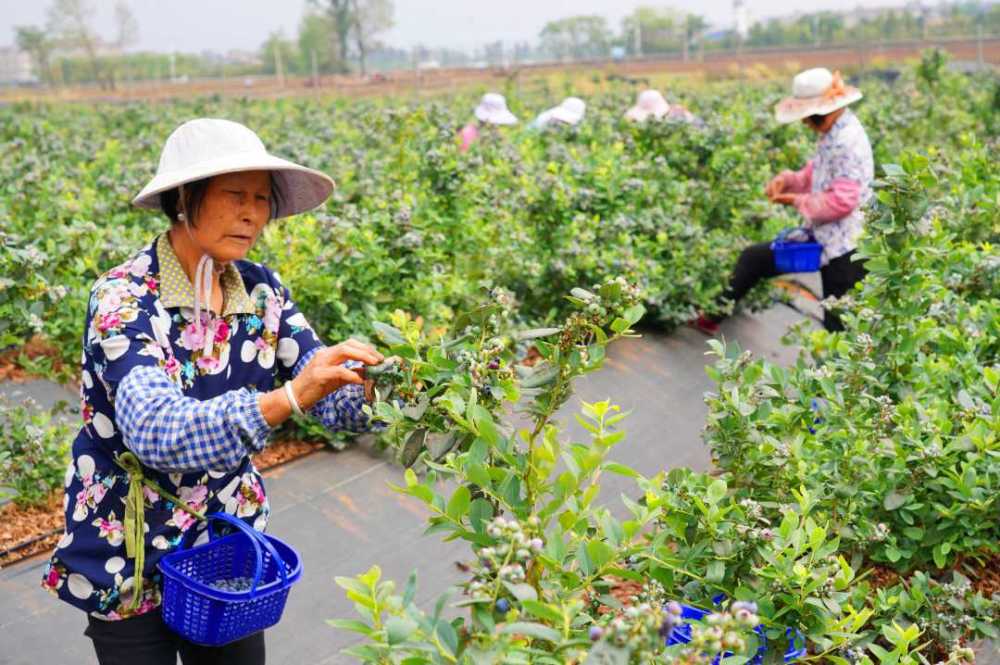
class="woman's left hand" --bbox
[771,193,797,206]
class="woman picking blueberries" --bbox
[42,118,384,664]
[695,68,875,334]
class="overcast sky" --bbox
[2,0,914,53]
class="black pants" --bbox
[716,242,866,332]
[85,611,265,665]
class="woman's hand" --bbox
[771,193,797,206]
[765,174,786,201]
[291,340,384,411]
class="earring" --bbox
[177,212,187,222]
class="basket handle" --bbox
[773,227,816,244]
[203,512,290,593]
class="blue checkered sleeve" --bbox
[293,346,373,433]
[116,365,272,473]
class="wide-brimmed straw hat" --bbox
[625,89,671,122]
[774,68,862,124]
[474,93,518,125]
[132,118,335,218]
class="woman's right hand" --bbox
[765,174,786,200]
[291,340,384,411]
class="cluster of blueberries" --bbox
[209,576,255,593]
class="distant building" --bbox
[0,47,37,86]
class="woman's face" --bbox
[190,170,272,263]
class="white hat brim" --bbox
[774,88,863,124]
[549,107,583,125]
[625,106,668,122]
[132,152,335,219]
[474,106,518,125]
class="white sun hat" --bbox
[474,92,518,125]
[774,68,863,124]
[132,118,335,218]
[540,97,586,126]
[625,89,671,122]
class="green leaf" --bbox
[436,620,459,655]
[974,619,999,638]
[521,599,563,623]
[707,479,727,504]
[386,616,418,644]
[586,540,615,572]
[932,543,948,568]
[446,485,471,521]
[706,559,726,583]
[326,618,372,635]
[503,582,538,602]
[402,571,417,607]
[469,498,493,533]
[372,321,406,345]
[602,462,638,478]
[883,491,908,510]
[499,622,561,643]
[515,327,562,341]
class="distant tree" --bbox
[350,0,394,75]
[298,11,338,73]
[539,15,612,60]
[46,0,104,86]
[683,14,709,60]
[310,0,353,73]
[113,1,138,50]
[621,6,686,55]
[260,30,296,76]
[14,26,55,84]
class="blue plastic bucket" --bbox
[666,601,807,664]
[772,228,822,273]
[159,512,302,646]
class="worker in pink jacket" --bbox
[695,68,873,334]
[459,92,518,152]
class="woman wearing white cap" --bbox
[459,92,518,152]
[42,118,384,663]
[694,68,873,334]
[531,96,586,129]
[625,89,702,126]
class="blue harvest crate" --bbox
[666,601,806,664]
[772,228,822,274]
[159,512,302,646]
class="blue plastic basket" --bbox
[158,512,302,646]
[772,228,822,274]
[666,601,807,664]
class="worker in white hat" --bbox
[531,96,587,129]
[45,118,384,663]
[459,92,518,152]
[693,68,873,334]
[625,89,702,126]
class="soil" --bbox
[0,438,323,569]
[0,335,67,382]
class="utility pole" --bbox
[275,42,285,88]
[977,23,984,67]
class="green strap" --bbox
[114,452,207,610]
